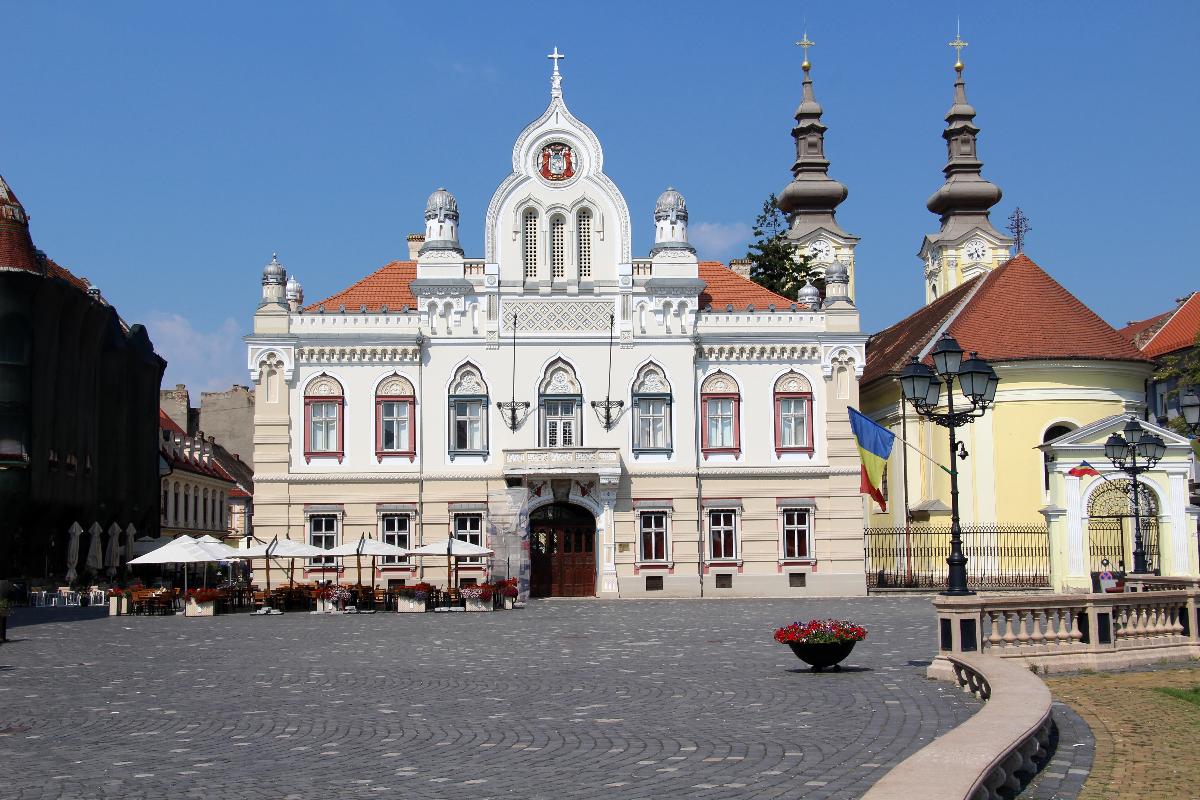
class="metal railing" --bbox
[865,525,1051,590]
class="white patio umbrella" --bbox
[410,538,493,589]
[193,535,239,587]
[233,538,326,591]
[325,535,410,588]
[65,522,83,583]
[104,524,121,579]
[128,536,227,593]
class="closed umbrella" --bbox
[65,522,83,583]
[123,524,137,567]
[410,538,493,589]
[104,525,121,578]
[326,535,410,588]
[85,525,104,573]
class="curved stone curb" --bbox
[861,653,1054,800]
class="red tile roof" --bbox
[1133,292,1200,358]
[158,409,237,484]
[305,260,805,314]
[158,408,185,435]
[0,172,42,275]
[864,254,1151,388]
[307,260,417,312]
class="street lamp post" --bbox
[898,334,999,596]
[1103,417,1167,575]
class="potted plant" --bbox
[0,598,11,643]
[774,618,867,672]
[497,578,518,610]
[396,583,431,613]
[183,588,221,617]
[107,588,125,616]
[460,582,493,612]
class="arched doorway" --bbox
[529,502,596,597]
[1087,479,1160,573]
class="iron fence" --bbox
[864,525,1051,589]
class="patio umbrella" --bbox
[194,534,240,587]
[65,522,83,583]
[129,536,227,593]
[410,538,493,589]
[325,535,410,588]
[234,538,326,591]
[104,524,121,578]
[123,524,137,565]
[85,525,104,573]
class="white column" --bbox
[1168,471,1190,575]
[1065,475,1085,577]
[598,478,619,594]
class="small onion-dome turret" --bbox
[285,273,303,303]
[420,187,464,256]
[651,187,695,256]
[824,259,849,284]
[262,253,286,286]
[654,187,688,223]
[424,187,459,223]
[797,280,822,308]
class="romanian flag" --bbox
[848,408,895,511]
[1068,460,1101,478]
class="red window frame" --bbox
[375,395,416,462]
[304,395,345,464]
[700,393,741,458]
[774,392,814,456]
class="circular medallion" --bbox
[536,140,580,185]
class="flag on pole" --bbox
[848,408,895,511]
[1067,460,1101,478]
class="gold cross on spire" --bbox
[795,31,814,72]
[949,19,967,73]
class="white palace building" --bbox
[246,52,869,597]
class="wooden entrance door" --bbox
[529,503,596,597]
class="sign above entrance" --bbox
[503,447,621,479]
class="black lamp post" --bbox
[898,334,998,596]
[1179,385,1200,436]
[1103,417,1166,574]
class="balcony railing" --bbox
[502,447,621,476]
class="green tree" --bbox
[745,194,820,301]
[1154,329,1200,444]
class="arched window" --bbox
[448,364,489,457]
[376,374,417,462]
[577,209,593,278]
[700,372,741,458]
[522,209,539,280]
[219,492,226,530]
[774,372,814,455]
[632,363,672,455]
[539,359,582,448]
[192,486,199,527]
[173,482,180,526]
[161,480,168,522]
[304,374,345,463]
[1042,423,1074,491]
[550,215,566,279]
[202,488,209,528]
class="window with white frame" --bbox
[544,399,577,447]
[577,209,592,278]
[550,215,565,278]
[452,399,484,451]
[309,402,338,450]
[454,513,484,564]
[706,398,735,447]
[376,374,417,461]
[632,363,672,454]
[539,360,582,448]
[304,375,345,463]
[448,364,488,456]
[522,209,538,279]
[639,511,669,561]
[781,507,812,559]
[380,402,410,449]
[700,372,740,456]
[381,514,410,565]
[309,514,338,566]
[774,372,814,455]
[708,509,737,560]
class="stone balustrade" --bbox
[863,653,1052,800]
[502,447,622,478]
[930,587,1200,676]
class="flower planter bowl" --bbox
[108,596,124,616]
[464,597,492,612]
[786,640,856,671]
[184,600,215,618]
[396,597,426,613]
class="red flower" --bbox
[773,618,867,644]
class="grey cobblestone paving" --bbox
[1017,701,1093,800]
[0,598,979,800]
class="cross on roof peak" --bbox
[547,46,565,97]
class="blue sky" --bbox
[4,1,1198,392]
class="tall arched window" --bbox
[632,363,672,455]
[376,373,417,462]
[448,363,489,458]
[700,372,741,458]
[539,359,582,448]
[173,482,180,526]
[304,374,345,463]
[202,488,209,528]
[1042,424,1073,491]
[577,209,593,278]
[774,372,815,455]
[522,209,539,280]
[550,215,566,279]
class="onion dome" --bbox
[262,253,286,286]
[285,273,303,303]
[424,187,459,223]
[798,280,822,307]
[0,172,43,275]
[776,60,849,220]
[825,259,849,284]
[654,187,688,223]
[925,63,1003,225]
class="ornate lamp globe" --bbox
[1181,387,1200,429]
[899,357,933,404]
[1123,418,1144,448]
[983,364,1000,404]
[925,374,943,409]
[957,352,991,402]
[1138,431,1167,463]
[1104,432,1127,462]
[930,333,964,376]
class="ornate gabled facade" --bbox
[246,51,869,598]
[918,49,1013,304]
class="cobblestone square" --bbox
[1,598,979,800]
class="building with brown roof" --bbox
[244,53,869,598]
[1120,291,1200,428]
[0,172,166,587]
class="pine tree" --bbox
[745,194,819,301]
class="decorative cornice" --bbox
[256,465,860,483]
[697,344,821,362]
[297,345,421,364]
